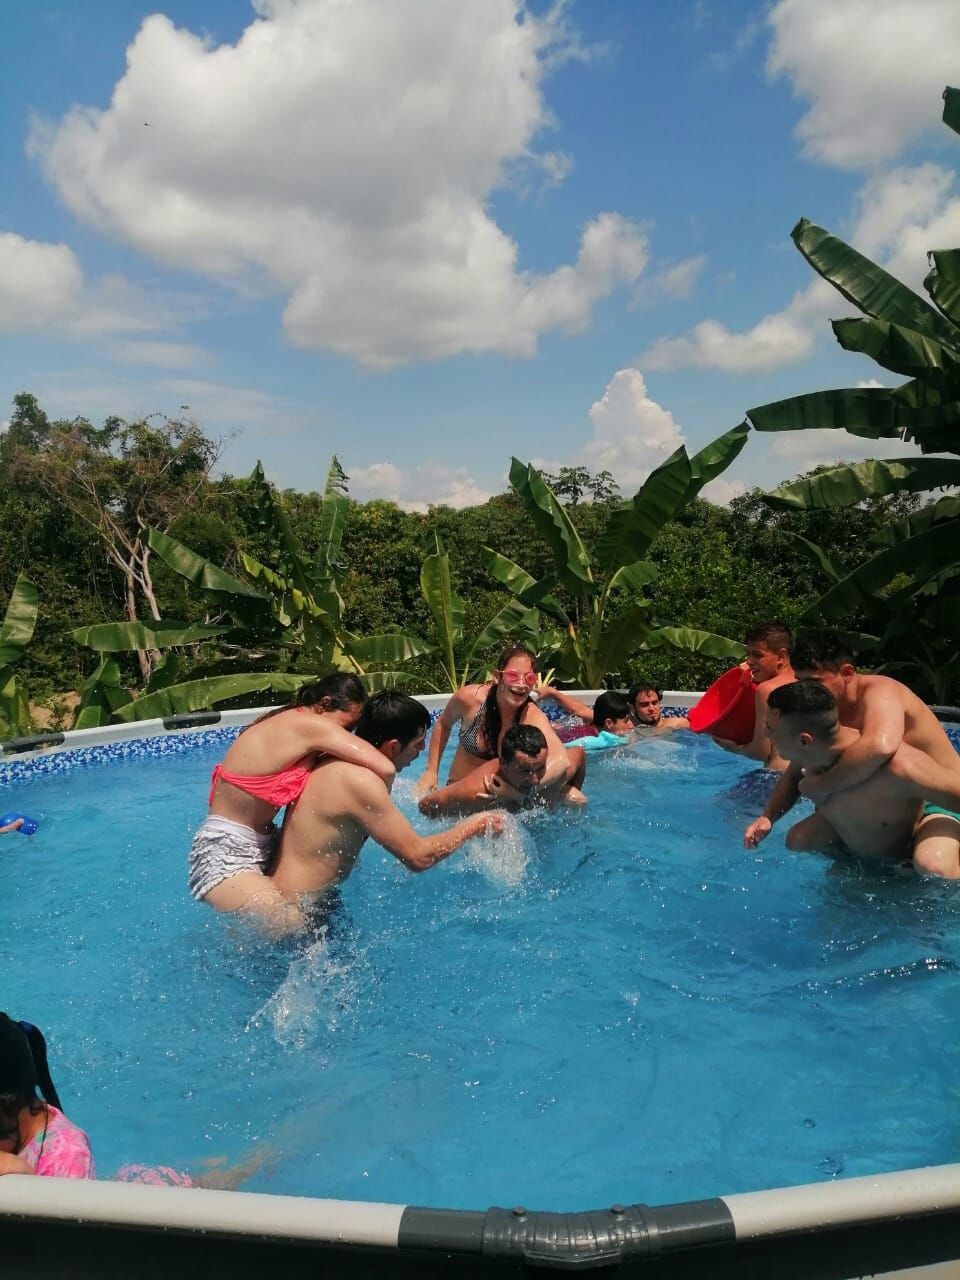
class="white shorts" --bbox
[188,816,277,902]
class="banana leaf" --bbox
[868,495,960,547]
[348,633,435,664]
[0,666,32,739]
[607,560,658,594]
[591,605,653,680]
[780,532,843,583]
[465,600,541,660]
[318,455,350,574]
[0,574,38,656]
[480,548,568,620]
[73,657,132,730]
[683,422,750,504]
[112,672,308,722]
[249,461,313,596]
[509,459,594,592]
[421,537,464,681]
[145,527,266,601]
[70,621,230,652]
[792,219,958,347]
[924,248,960,327]
[595,446,693,572]
[832,317,960,386]
[944,86,960,135]
[814,519,960,619]
[765,458,960,510]
[641,626,745,660]
[747,387,908,438]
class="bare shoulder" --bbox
[304,759,384,806]
[446,684,484,718]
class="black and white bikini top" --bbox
[458,702,496,760]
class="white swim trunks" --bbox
[188,815,277,902]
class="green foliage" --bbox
[0,574,38,738]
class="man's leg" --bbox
[785,811,842,853]
[913,814,960,879]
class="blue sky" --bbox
[2,0,959,509]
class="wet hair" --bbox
[790,629,856,674]
[627,683,662,704]
[0,1014,62,1141]
[500,724,547,764]
[356,690,430,748]
[482,643,537,757]
[767,679,840,737]
[745,620,793,654]
[593,690,631,729]
[244,672,367,731]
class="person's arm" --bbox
[536,687,595,723]
[800,693,904,801]
[657,716,689,732]
[890,742,960,810]
[357,776,504,870]
[0,818,23,834]
[419,761,499,816]
[0,1152,35,1175]
[523,703,574,786]
[744,764,803,848]
[415,690,471,796]
[299,716,395,784]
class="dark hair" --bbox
[790,629,856,674]
[245,672,367,731]
[593,690,631,728]
[627,683,662,704]
[482,643,537,758]
[500,724,547,764]
[0,1014,62,1140]
[745,620,793,654]
[767,679,840,735]
[356,690,430,748]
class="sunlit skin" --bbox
[709,641,794,768]
[631,691,662,725]
[501,748,548,792]
[744,642,786,686]
[603,713,636,736]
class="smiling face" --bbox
[745,642,786,685]
[495,653,536,707]
[631,689,661,725]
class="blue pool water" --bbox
[3,724,960,1211]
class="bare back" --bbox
[818,760,922,858]
[210,708,315,829]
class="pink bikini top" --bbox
[208,761,313,808]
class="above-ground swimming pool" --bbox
[3,716,960,1215]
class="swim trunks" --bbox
[188,815,277,902]
[921,802,960,824]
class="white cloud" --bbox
[700,476,746,505]
[764,429,937,473]
[110,340,211,369]
[30,1,647,369]
[632,254,706,308]
[581,369,685,489]
[767,0,960,169]
[349,460,493,512]
[0,232,83,331]
[638,162,960,376]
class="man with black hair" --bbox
[419,722,587,816]
[272,692,503,915]
[743,680,960,876]
[789,628,960,803]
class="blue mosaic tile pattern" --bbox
[2,711,956,788]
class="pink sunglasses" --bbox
[500,668,538,687]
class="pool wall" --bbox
[3,693,959,1278]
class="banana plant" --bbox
[0,574,38,739]
[747,88,960,698]
[350,532,540,691]
[70,458,366,723]
[481,427,749,687]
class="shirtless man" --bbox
[418,724,586,817]
[789,629,960,800]
[271,692,503,924]
[709,621,795,771]
[743,681,960,876]
[537,682,686,733]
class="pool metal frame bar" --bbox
[4,697,960,1277]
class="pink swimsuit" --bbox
[208,761,312,808]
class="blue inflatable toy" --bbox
[0,813,38,835]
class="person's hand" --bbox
[0,1151,34,1176]
[414,770,437,798]
[0,818,23,835]
[536,685,557,701]
[485,774,522,803]
[480,812,505,838]
[744,816,772,849]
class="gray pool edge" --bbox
[3,692,959,1276]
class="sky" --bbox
[2,0,960,511]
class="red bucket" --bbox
[687,666,756,743]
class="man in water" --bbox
[743,680,960,876]
[271,692,504,920]
[418,724,586,816]
[708,620,795,770]
[536,682,686,734]
[789,629,960,800]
